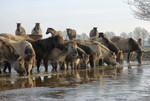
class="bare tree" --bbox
[120,32,128,38]
[105,31,116,39]
[140,28,149,41]
[127,0,150,21]
[81,33,89,39]
[133,27,142,39]
[133,27,149,42]
[128,32,133,38]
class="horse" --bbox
[27,35,66,72]
[0,33,43,41]
[0,38,27,75]
[15,23,26,36]
[49,41,78,70]
[46,27,62,37]
[91,32,124,64]
[111,36,143,64]
[0,33,33,41]
[0,37,36,75]
[49,40,89,70]
[76,43,97,68]
[66,28,76,40]
[64,41,89,69]
[89,27,99,38]
[31,23,42,35]
[74,39,117,67]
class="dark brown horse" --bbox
[111,36,143,64]
[28,35,66,72]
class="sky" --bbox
[0,0,150,38]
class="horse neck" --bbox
[102,37,119,54]
[17,26,22,31]
[52,30,57,35]
[100,44,111,57]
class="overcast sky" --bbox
[0,0,150,38]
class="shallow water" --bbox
[0,62,150,101]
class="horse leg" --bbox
[90,60,95,68]
[51,62,57,71]
[43,58,49,72]
[60,62,66,70]
[37,58,42,72]
[127,52,133,63]
[3,61,11,73]
[99,59,104,66]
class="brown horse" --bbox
[111,36,143,64]
[91,32,124,64]
[89,27,99,38]
[15,23,26,36]
[66,28,76,40]
[28,35,66,72]
[0,38,20,64]
[0,33,42,41]
[46,27,62,37]
[74,39,117,67]
[0,38,27,75]
[64,41,89,69]
[1,37,36,75]
[31,23,42,35]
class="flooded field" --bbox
[0,61,150,101]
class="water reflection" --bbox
[0,66,124,91]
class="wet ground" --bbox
[0,61,150,101]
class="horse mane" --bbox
[101,36,120,54]
[93,41,111,52]
[77,43,95,55]
[129,38,142,51]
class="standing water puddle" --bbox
[0,62,150,101]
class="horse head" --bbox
[24,45,35,61]
[99,32,106,38]
[35,23,40,29]
[13,56,27,76]
[66,28,76,40]
[116,50,124,64]
[66,41,78,57]
[105,52,117,66]
[46,28,56,36]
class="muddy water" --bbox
[0,62,150,101]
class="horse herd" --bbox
[0,24,144,76]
